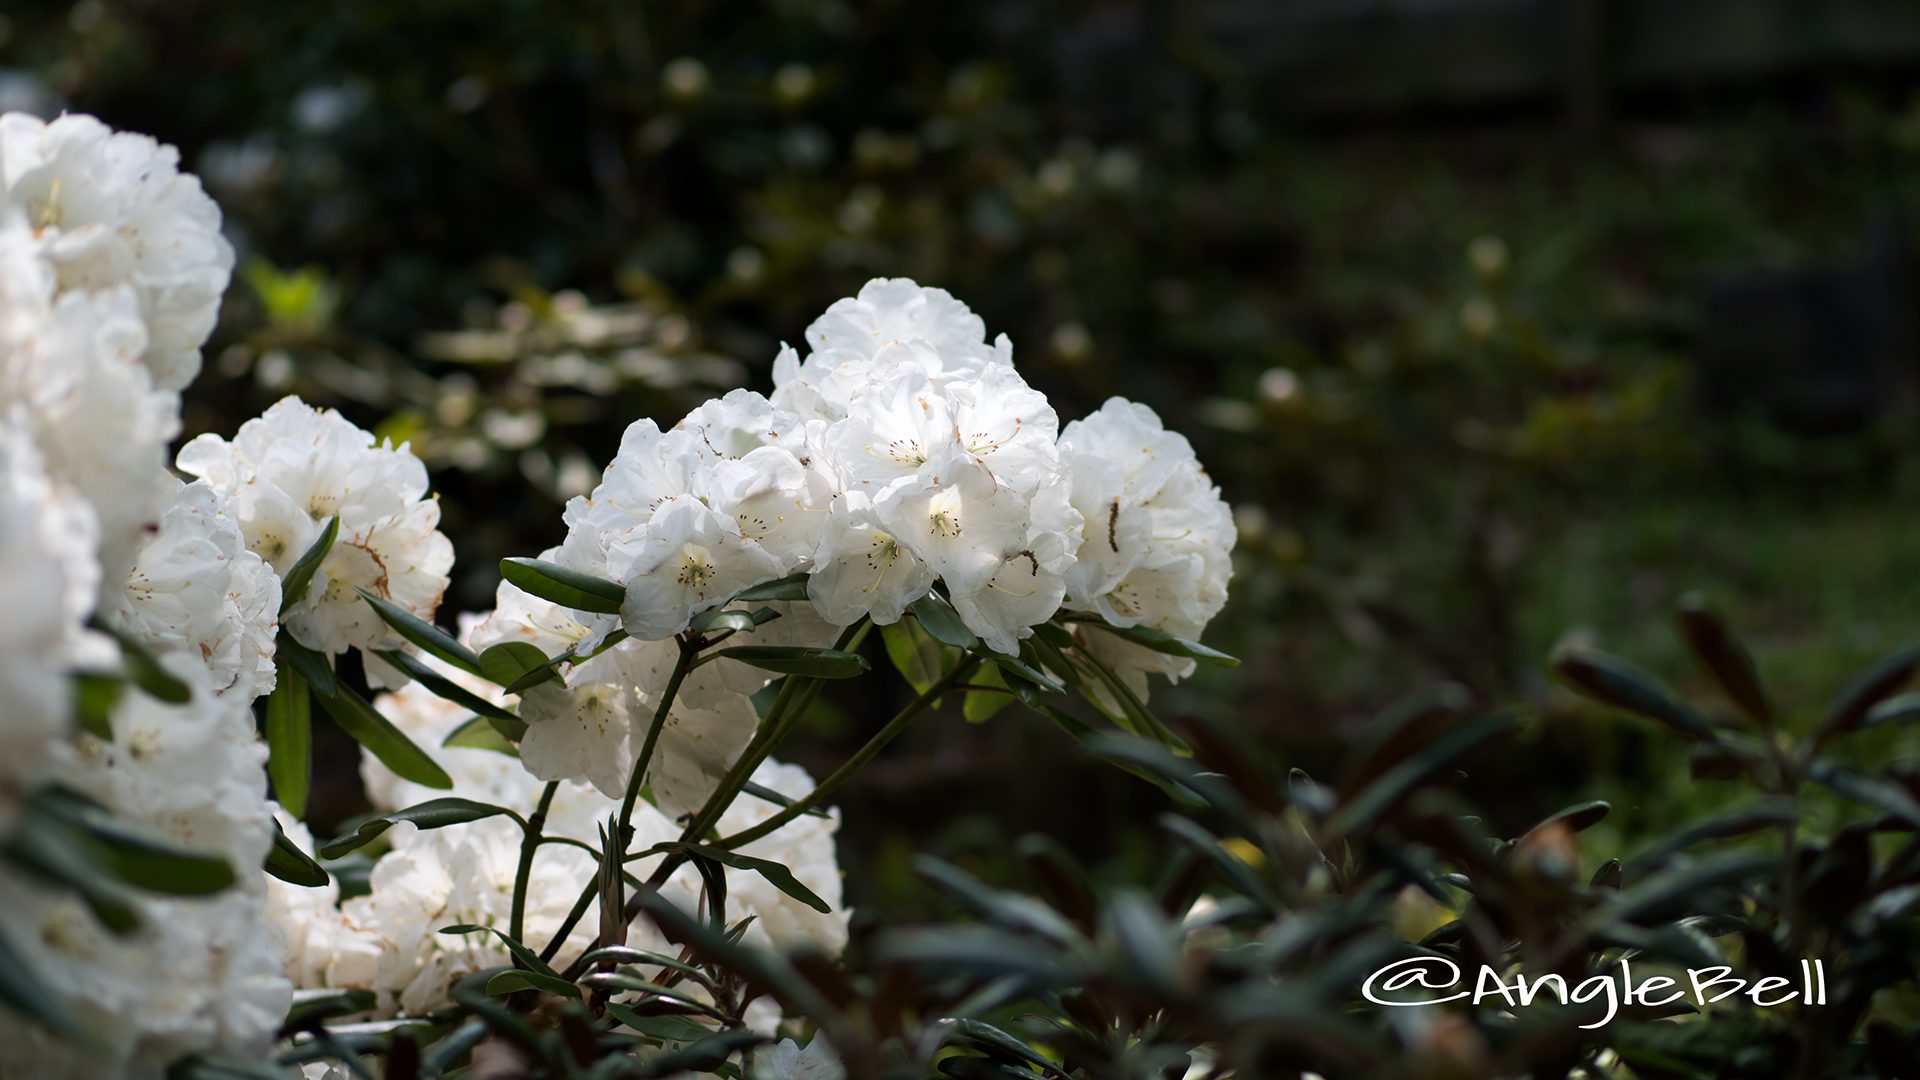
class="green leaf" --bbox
[604,1006,718,1044]
[911,591,979,648]
[987,652,1065,695]
[913,856,1084,945]
[0,925,88,1039]
[313,682,453,791]
[963,664,1015,724]
[712,645,868,679]
[276,632,337,697]
[358,589,483,677]
[732,573,809,602]
[1808,762,1920,828]
[279,516,339,616]
[62,805,235,895]
[1326,713,1518,837]
[689,608,757,636]
[440,923,563,979]
[443,714,524,753]
[740,780,830,819]
[1550,646,1718,741]
[91,620,191,704]
[633,1028,763,1076]
[678,843,831,913]
[1863,691,1920,730]
[264,658,311,818]
[265,818,329,888]
[882,619,947,693]
[318,798,521,859]
[478,640,552,690]
[1675,596,1771,728]
[1815,644,1920,747]
[3,810,139,933]
[377,650,521,726]
[486,968,581,999]
[499,557,625,615]
[1082,620,1239,667]
[1517,800,1612,843]
[1100,890,1182,998]
[282,988,376,1030]
[72,672,123,739]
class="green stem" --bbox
[509,782,559,944]
[718,651,981,850]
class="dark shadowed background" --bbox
[10,0,1920,915]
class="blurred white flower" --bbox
[106,477,280,702]
[0,111,234,392]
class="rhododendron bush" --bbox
[0,113,1236,1079]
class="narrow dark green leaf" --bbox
[1100,891,1182,998]
[713,645,868,679]
[314,683,453,791]
[63,806,235,895]
[987,652,1065,695]
[1676,596,1771,728]
[1158,815,1281,911]
[0,927,88,1038]
[72,673,123,739]
[441,923,563,979]
[733,573,809,602]
[689,608,757,636]
[443,714,525,753]
[1863,691,1920,730]
[679,843,830,913]
[279,516,339,616]
[604,1006,717,1044]
[264,658,311,818]
[91,620,191,703]
[266,818,329,887]
[500,557,625,615]
[319,798,520,859]
[911,591,979,648]
[1082,620,1239,667]
[376,650,520,725]
[486,968,580,999]
[1808,762,1920,828]
[3,813,139,933]
[358,589,483,676]
[478,640,553,690]
[740,780,830,819]
[1327,714,1518,837]
[282,988,375,1030]
[1816,645,1920,747]
[1518,800,1612,843]
[1551,646,1717,741]
[635,1028,763,1076]
[277,632,337,697]
[913,856,1083,945]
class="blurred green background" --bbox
[12,0,1920,913]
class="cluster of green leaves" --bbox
[250,592,1920,1078]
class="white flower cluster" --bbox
[523,278,1232,803]
[0,112,292,1077]
[268,637,849,1017]
[180,396,454,687]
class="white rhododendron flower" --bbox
[106,478,280,701]
[750,1035,845,1080]
[1058,397,1235,688]
[0,416,101,832]
[0,111,234,392]
[613,494,786,640]
[263,636,851,1017]
[0,662,290,1078]
[178,396,453,686]
[0,232,178,576]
